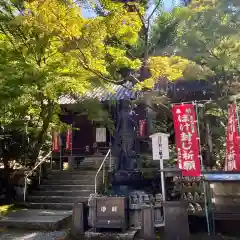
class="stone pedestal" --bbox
[154,204,164,225]
[88,198,96,227]
[71,203,85,236]
[141,205,156,240]
[129,209,141,228]
[163,201,190,240]
[94,196,128,232]
[68,156,74,170]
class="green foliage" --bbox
[138,56,193,89]
[133,2,215,90]
[0,205,19,217]
[0,0,143,162]
[174,0,240,167]
[148,0,240,168]
[0,0,238,169]
[150,7,190,56]
[177,0,239,87]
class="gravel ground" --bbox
[0,229,68,240]
[0,229,240,240]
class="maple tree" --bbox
[0,0,225,167]
[0,0,128,163]
[0,0,197,164]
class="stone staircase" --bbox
[0,155,107,230]
[24,155,105,210]
[25,170,96,210]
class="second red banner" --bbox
[225,104,240,171]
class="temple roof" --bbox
[59,81,136,104]
[59,79,214,105]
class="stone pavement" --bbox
[0,229,68,240]
[0,209,72,231]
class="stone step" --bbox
[47,170,98,176]
[31,189,93,197]
[77,165,99,170]
[46,174,99,181]
[84,155,116,161]
[84,156,105,161]
[85,228,138,239]
[47,172,98,178]
[27,195,89,203]
[42,179,96,185]
[81,160,112,166]
[0,209,72,230]
[39,184,95,191]
[52,164,100,170]
[49,168,97,172]
[73,166,99,170]
[20,202,75,210]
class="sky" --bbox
[163,0,181,10]
[82,0,181,18]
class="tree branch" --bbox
[147,0,162,25]
[133,5,146,29]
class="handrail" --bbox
[94,149,111,194]
[23,150,52,202]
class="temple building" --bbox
[52,79,215,171]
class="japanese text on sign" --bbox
[172,104,201,177]
[100,206,106,212]
[225,104,240,171]
[100,206,118,213]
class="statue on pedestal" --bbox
[117,101,137,171]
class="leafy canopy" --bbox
[0,0,143,159]
[0,0,220,160]
[176,0,240,97]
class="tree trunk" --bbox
[3,157,9,171]
[29,104,54,165]
[2,156,13,202]
[31,121,51,163]
[204,118,213,167]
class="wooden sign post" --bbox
[149,132,170,228]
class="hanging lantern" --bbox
[139,120,146,137]
[52,131,60,152]
[66,128,72,151]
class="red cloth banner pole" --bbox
[66,127,72,151]
[52,131,60,152]
[225,104,240,171]
[172,104,201,177]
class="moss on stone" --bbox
[0,204,19,217]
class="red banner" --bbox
[225,104,240,171]
[52,131,60,152]
[139,120,146,137]
[172,104,201,176]
[66,128,72,151]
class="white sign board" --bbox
[96,128,106,142]
[150,132,169,160]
